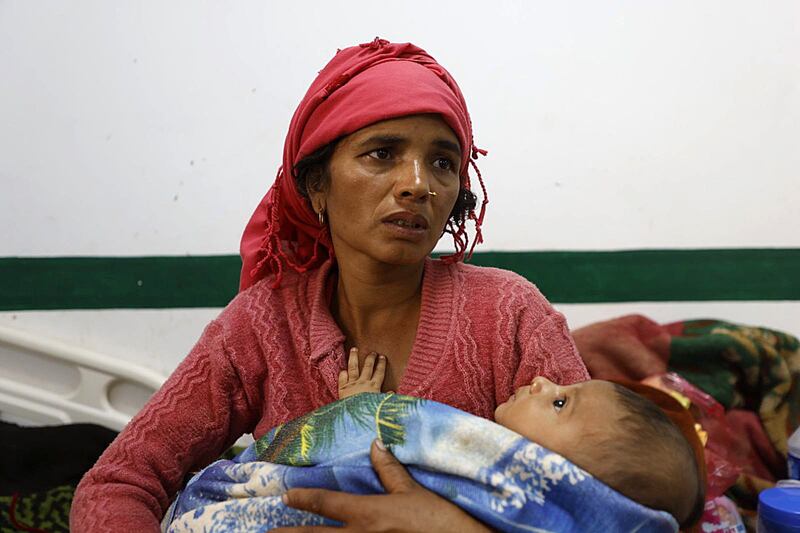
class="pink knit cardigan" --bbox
[70,258,588,531]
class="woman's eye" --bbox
[369,148,391,160]
[553,397,567,412]
[433,157,454,171]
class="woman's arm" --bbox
[514,308,590,388]
[476,272,589,397]
[274,441,493,533]
[70,319,260,532]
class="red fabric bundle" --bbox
[240,38,487,290]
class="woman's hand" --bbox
[273,440,492,533]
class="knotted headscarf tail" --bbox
[239,37,488,291]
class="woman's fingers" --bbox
[278,443,490,533]
[338,369,348,388]
[281,487,365,523]
[347,347,359,380]
[270,526,342,533]
[370,440,418,494]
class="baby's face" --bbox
[494,378,621,455]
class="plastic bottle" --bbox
[757,428,800,532]
[789,427,800,480]
[758,487,800,532]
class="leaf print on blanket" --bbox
[256,393,423,465]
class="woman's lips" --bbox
[382,219,428,241]
[382,211,429,228]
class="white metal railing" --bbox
[0,324,166,431]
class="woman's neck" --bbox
[332,256,425,342]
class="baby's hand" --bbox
[338,348,387,399]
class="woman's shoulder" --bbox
[427,259,559,323]
[236,266,306,297]
[217,265,322,328]
[433,259,546,299]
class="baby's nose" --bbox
[530,376,555,393]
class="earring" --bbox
[318,209,325,226]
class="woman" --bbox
[71,38,589,532]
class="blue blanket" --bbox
[164,393,677,532]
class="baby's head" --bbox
[495,377,704,528]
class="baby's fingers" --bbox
[360,352,378,380]
[347,347,360,381]
[373,354,387,385]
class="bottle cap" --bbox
[759,487,800,527]
[788,427,800,453]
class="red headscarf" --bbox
[239,38,487,291]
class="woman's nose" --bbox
[394,159,431,200]
[530,376,554,394]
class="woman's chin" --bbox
[331,236,435,268]
[372,242,437,266]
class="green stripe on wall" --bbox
[0,256,240,311]
[1,249,798,310]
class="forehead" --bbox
[576,381,622,418]
[343,114,459,145]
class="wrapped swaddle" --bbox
[164,393,677,532]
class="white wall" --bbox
[1,1,798,376]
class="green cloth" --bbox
[0,485,73,533]
[669,319,800,456]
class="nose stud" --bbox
[428,191,438,197]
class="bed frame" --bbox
[0,324,165,431]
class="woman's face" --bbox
[311,114,462,267]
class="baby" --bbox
[339,348,705,529]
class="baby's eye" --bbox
[553,397,567,412]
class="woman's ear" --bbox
[308,190,326,217]
[311,196,326,216]
[306,165,329,214]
